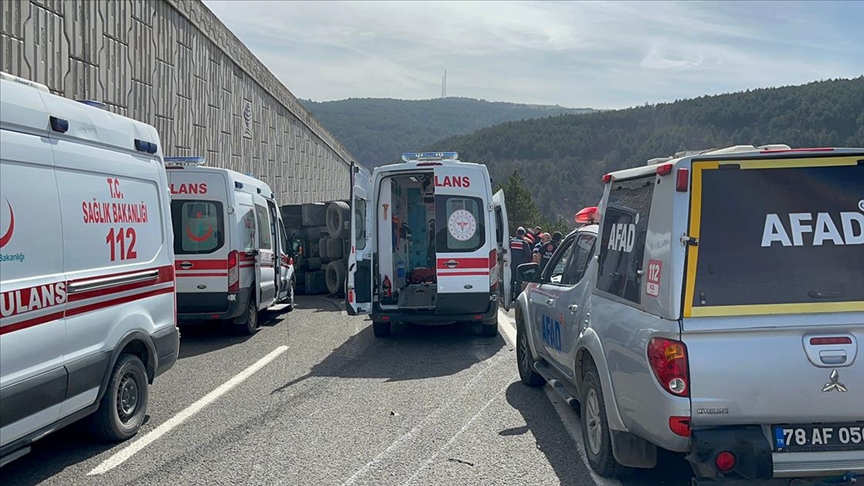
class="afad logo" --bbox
[0,198,25,264]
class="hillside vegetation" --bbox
[426,77,864,223]
[300,97,594,167]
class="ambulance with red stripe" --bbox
[346,152,511,337]
[165,158,295,335]
[0,72,178,465]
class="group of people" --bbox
[508,225,563,300]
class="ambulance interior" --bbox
[378,172,438,310]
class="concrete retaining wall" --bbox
[0,0,355,204]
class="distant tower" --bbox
[441,69,447,98]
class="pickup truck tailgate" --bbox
[683,314,864,450]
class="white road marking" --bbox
[340,344,507,486]
[401,378,514,486]
[87,345,289,476]
[498,310,621,486]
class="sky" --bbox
[202,0,864,110]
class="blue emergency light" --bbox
[401,151,458,162]
[164,156,207,166]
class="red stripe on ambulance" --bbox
[436,257,488,270]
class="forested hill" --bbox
[426,77,864,223]
[299,97,594,167]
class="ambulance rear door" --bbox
[433,164,495,315]
[167,166,231,312]
[347,163,373,315]
[493,189,512,310]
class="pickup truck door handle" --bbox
[568,304,579,313]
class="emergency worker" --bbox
[509,227,533,300]
[533,233,554,273]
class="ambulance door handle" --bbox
[568,304,579,313]
[545,298,555,306]
[179,262,193,270]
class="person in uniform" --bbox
[509,227,533,300]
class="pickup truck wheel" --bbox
[372,321,390,337]
[89,354,148,441]
[582,370,629,477]
[517,322,545,387]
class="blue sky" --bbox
[202,0,864,110]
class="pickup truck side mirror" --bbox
[517,262,541,283]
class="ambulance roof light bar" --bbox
[0,71,50,93]
[164,156,207,167]
[401,151,459,163]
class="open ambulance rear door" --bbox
[493,189,512,311]
[347,163,373,315]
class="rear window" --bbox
[689,160,864,314]
[435,195,485,252]
[596,176,654,304]
[171,200,224,254]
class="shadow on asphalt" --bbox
[271,318,505,392]
[0,414,151,486]
[177,309,287,359]
[504,381,693,486]
[504,381,593,485]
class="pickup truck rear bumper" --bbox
[686,427,864,482]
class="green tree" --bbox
[495,169,541,235]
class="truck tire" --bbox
[325,260,347,295]
[319,238,329,260]
[89,354,149,441]
[326,237,344,260]
[582,370,630,478]
[373,321,391,337]
[517,320,545,387]
[326,201,350,239]
[307,257,322,271]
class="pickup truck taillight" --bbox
[647,337,689,397]
[228,250,239,293]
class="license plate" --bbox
[773,423,864,452]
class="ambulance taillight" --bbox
[489,249,498,292]
[228,250,240,293]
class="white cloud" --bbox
[202,0,864,109]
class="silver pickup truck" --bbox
[514,145,864,484]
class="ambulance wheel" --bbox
[372,321,390,337]
[235,295,259,335]
[285,277,297,312]
[481,315,498,337]
[89,353,148,441]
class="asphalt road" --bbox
[1,296,694,486]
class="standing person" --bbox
[533,232,554,273]
[509,227,533,300]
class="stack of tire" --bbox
[281,200,350,297]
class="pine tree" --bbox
[495,169,542,234]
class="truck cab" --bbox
[346,152,511,337]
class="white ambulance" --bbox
[165,158,295,334]
[346,152,511,337]
[0,72,178,465]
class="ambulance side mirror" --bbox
[517,262,540,283]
